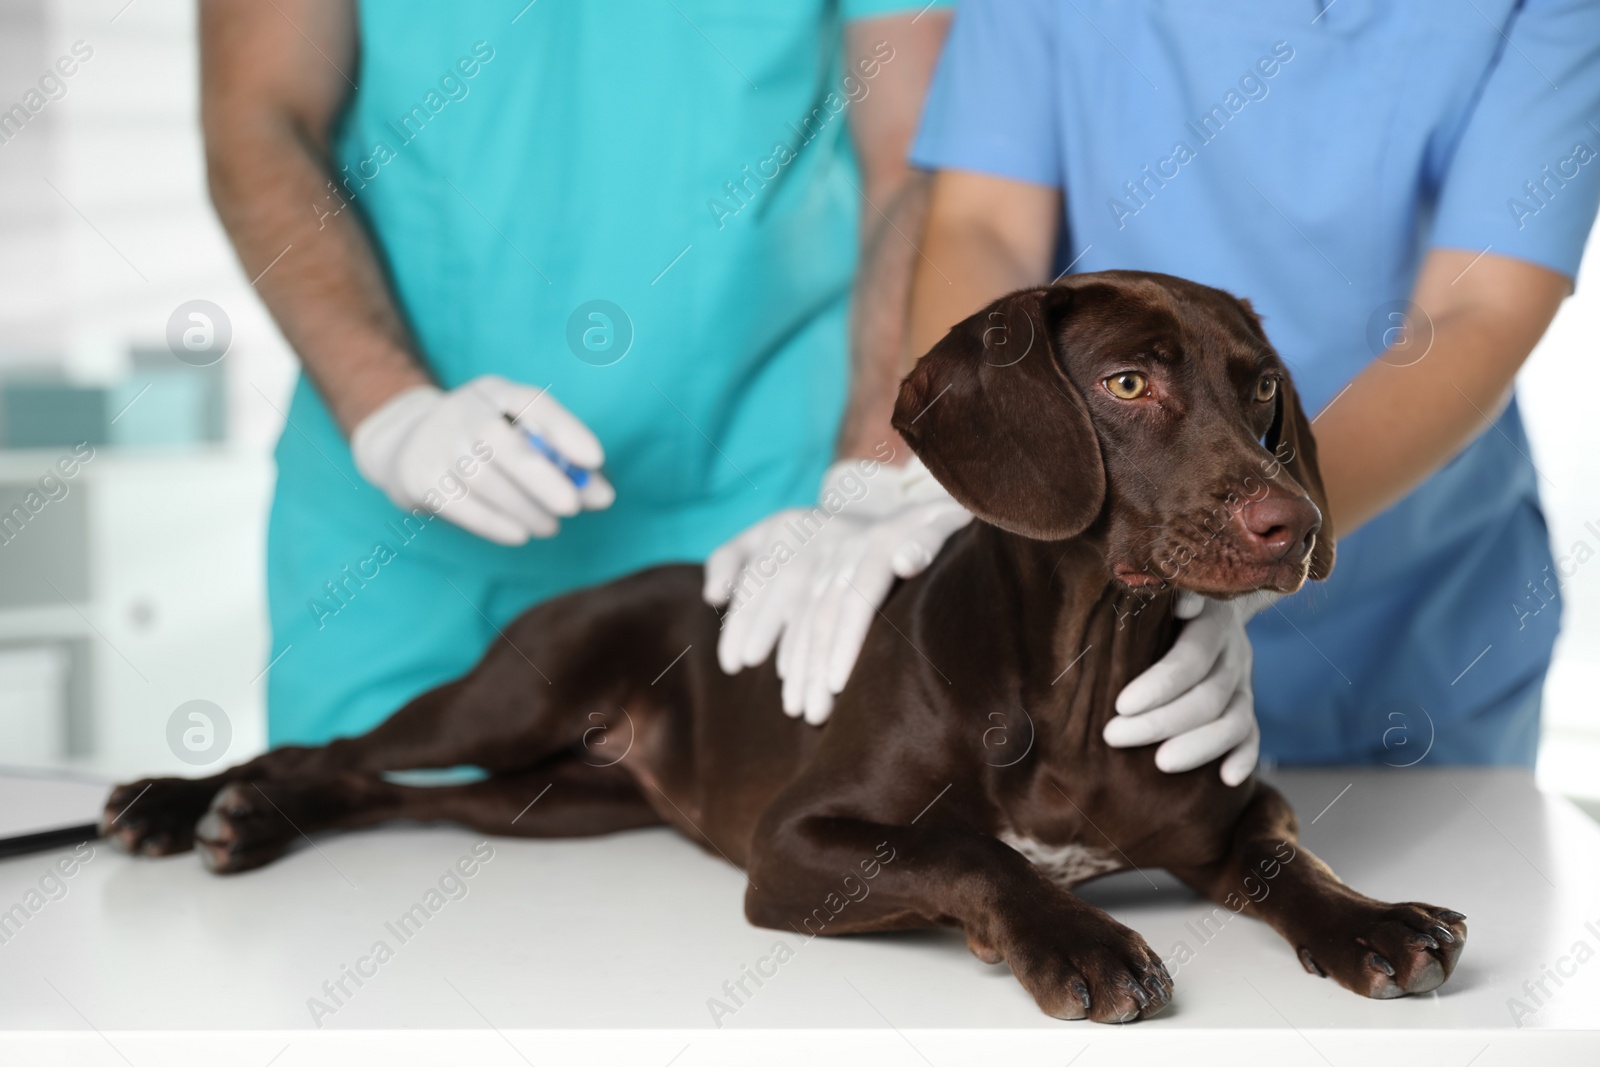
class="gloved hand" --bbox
[351,375,614,545]
[704,456,973,724]
[1105,590,1276,785]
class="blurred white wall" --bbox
[1522,227,1600,798]
[0,0,298,445]
[0,0,297,777]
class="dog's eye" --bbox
[1254,376,1279,403]
[1104,372,1148,400]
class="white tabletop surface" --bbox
[0,769,108,837]
[2,767,1598,1065]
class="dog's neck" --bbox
[972,523,1182,718]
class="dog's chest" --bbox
[999,829,1124,887]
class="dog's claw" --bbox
[1429,924,1456,944]
[1437,911,1466,924]
[1146,960,1174,999]
[1298,948,1327,977]
[1408,933,1440,951]
[1070,978,1091,1012]
[1367,952,1396,977]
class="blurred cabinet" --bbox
[0,448,270,776]
[0,645,71,761]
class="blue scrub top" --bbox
[912,0,1600,765]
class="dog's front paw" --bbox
[984,908,1173,1023]
[1297,901,1467,999]
[100,777,222,856]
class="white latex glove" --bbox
[1105,590,1276,786]
[704,456,973,724]
[351,375,614,546]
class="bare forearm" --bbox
[907,172,1059,361]
[201,0,429,436]
[1314,321,1524,532]
[207,125,429,432]
[908,218,1045,360]
[833,11,950,463]
[836,172,932,461]
[1310,250,1568,534]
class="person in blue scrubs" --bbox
[199,0,954,745]
[899,0,1600,765]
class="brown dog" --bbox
[102,271,1466,1023]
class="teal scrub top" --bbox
[265,0,946,744]
[275,0,940,585]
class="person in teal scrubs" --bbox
[200,0,954,744]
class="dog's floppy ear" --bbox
[1264,372,1336,581]
[892,287,1106,541]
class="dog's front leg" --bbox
[1169,783,1468,1000]
[746,811,1172,1022]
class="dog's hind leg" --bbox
[1167,783,1468,1000]
[103,565,705,858]
[107,634,668,857]
[101,676,480,857]
[102,664,564,858]
[103,673,645,858]
[194,758,664,874]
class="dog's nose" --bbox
[1236,496,1320,561]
